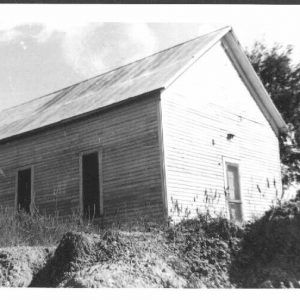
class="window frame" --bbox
[15,165,34,214]
[79,148,103,219]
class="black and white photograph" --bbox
[0,2,300,292]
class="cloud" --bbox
[59,23,105,77]
[0,23,49,43]
[0,28,21,42]
[60,23,158,77]
[19,40,27,50]
[0,19,158,78]
[2,5,299,77]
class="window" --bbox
[16,167,32,213]
[225,161,243,223]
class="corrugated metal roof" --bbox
[0,27,230,142]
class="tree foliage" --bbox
[246,42,300,183]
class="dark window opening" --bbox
[225,163,243,223]
[82,152,100,219]
[17,168,32,213]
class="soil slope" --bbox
[1,197,300,288]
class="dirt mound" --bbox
[0,246,52,287]
[231,197,300,288]
[50,231,100,273]
[1,216,243,288]
[30,231,127,287]
[60,259,188,288]
[30,230,196,288]
[4,199,300,288]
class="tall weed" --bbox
[0,207,101,247]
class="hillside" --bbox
[1,195,300,288]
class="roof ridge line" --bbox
[0,26,231,113]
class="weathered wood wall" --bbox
[161,40,282,222]
[0,94,164,224]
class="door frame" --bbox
[222,156,244,222]
[15,165,34,214]
[79,148,103,218]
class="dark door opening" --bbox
[82,152,100,219]
[17,168,32,213]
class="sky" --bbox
[1,4,300,110]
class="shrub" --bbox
[165,214,243,288]
[230,194,300,288]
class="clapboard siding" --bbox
[0,94,164,223]
[161,41,282,222]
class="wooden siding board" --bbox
[0,95,164,223]
[161,41,282,222]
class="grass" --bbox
[2,198,300,288]
[0,206,168,247]
[0,207,102,247]
[0,206,241,287]
[26,213,241,288]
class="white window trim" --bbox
[79,148,103,218]
[15,165,34,214]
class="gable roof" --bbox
[0,26,287,142]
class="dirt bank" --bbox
[1,197,300,288]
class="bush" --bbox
[165,214,243,288]
[231,194,300,288]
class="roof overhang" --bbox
[0,88,163,145]
[221,29,288,137]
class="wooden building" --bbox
[0,27,287,224]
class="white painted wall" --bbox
[161,40,282,222]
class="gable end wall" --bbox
[161,41,282,222]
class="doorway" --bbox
[225,162,243,223]
[81,151,101,219]
[17,168,32,213]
